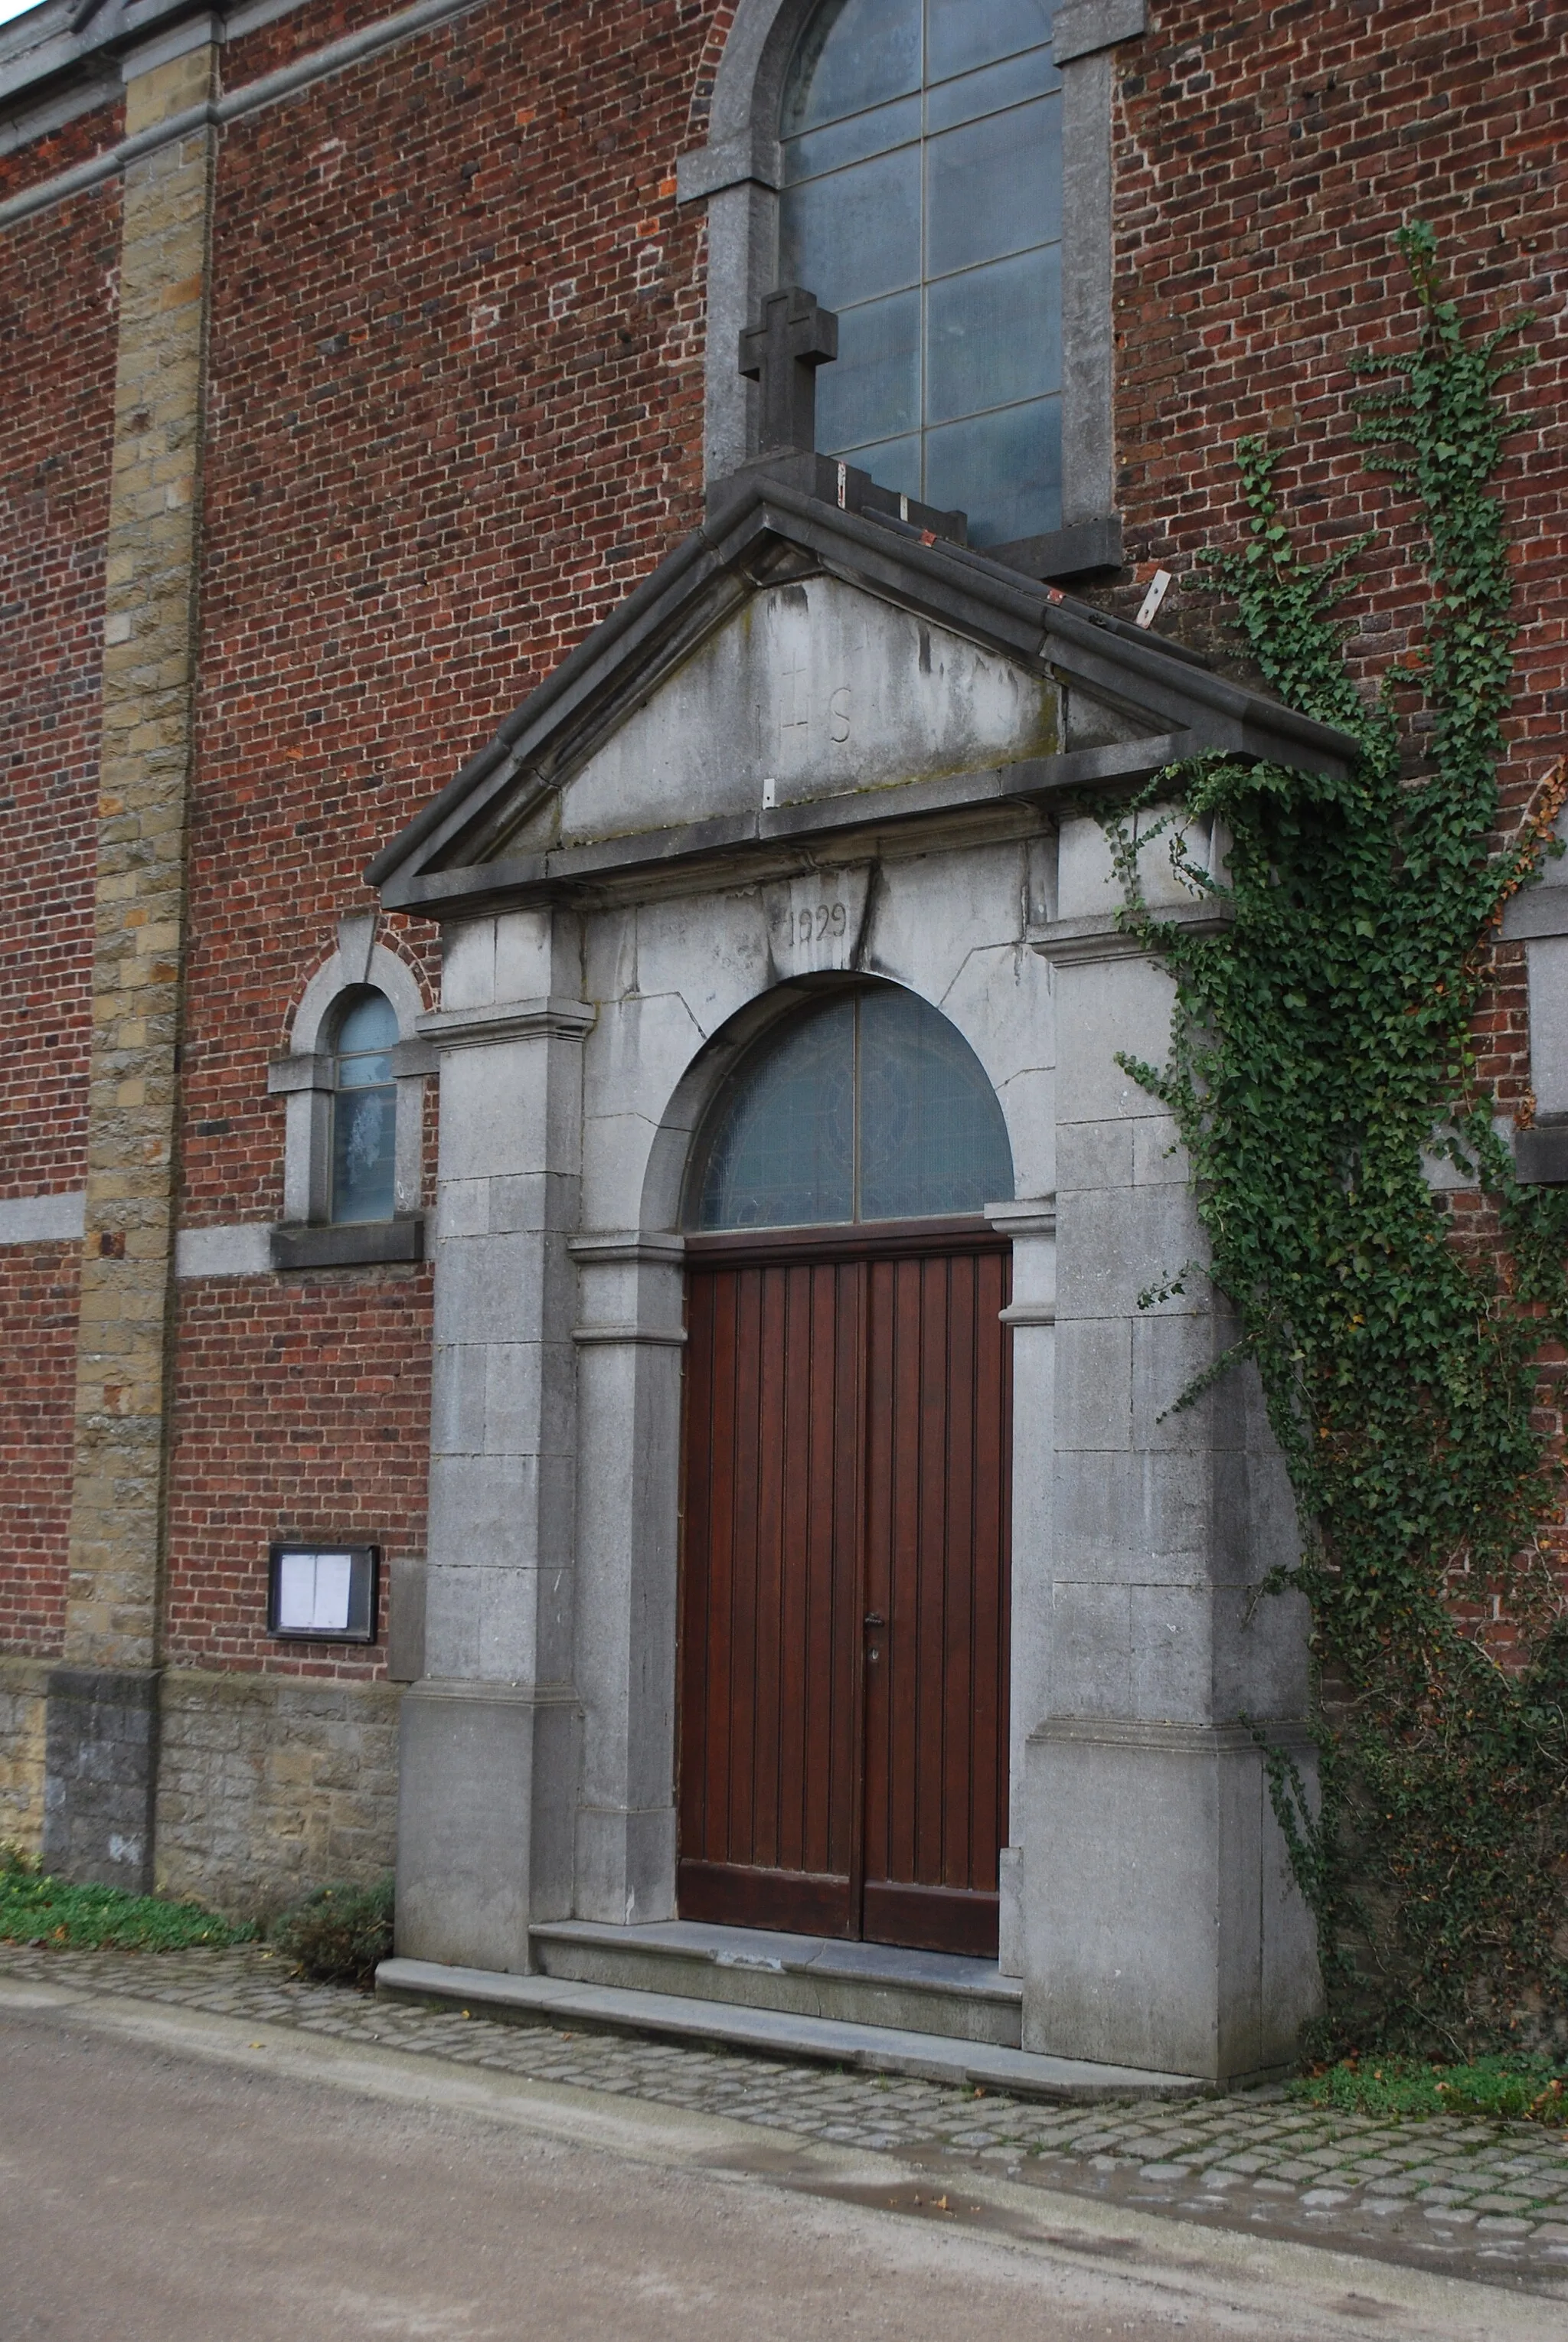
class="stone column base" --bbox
[395,1679,578,1972]
[573,1804,677,1929]
[1021,1717,1321,2081]
[42,1666,162,1892]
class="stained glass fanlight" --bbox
[691,986,1014,1230]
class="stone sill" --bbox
[270,1217,425,1272]
[1515,1125,1568,1185]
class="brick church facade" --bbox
[2,0,1563,2083]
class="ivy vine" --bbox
[1109,223,1568,2056]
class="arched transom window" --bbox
[691,987,1014,1230]
[779,0,1060,547]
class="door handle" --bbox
[863,1612,884,1629]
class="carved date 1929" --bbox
[796,903,848,946]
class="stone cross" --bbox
[738,285,838,459]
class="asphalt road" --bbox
[0,1983,1558,2342]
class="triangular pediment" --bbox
[371,474,1359,913]
[515,573,1058,861]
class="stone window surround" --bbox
[1501,877,1568,1184]
[263,914,433,1265]
[675,0,1145,577]
[172,916,433,1278]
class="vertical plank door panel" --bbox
[861,1241,1011,1958]
[724,1266,763,1868]
[678,1256,861,1935]
[677,1269,717,1861]
[680,1232,1008,1955]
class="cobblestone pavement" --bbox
[4,1941,1566,2295]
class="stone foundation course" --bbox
[0,1658,50,1857]
[154,1671,402,1919]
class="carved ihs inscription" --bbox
[776,665,851,755]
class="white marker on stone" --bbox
[1135,568,1174,627]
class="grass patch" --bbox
[1288,2053,1566,2127]
[0,1846,244,1952]
[268,1875,393,1988]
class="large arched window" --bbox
[690,986,1014,1229]
[779,0,1060,547]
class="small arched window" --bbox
[779,0,1061,547]
[331,989,399,1224]
[691,986,1013,1230]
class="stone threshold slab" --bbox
[530,1918,1023,2046]
[376,1957,1209,2102]
[534,1918,1018,1995]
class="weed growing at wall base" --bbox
[1289,2051,1566,2126]
[269,1875,394,1987]
[0,1847,247,1950]
[1109,224,1568,2057]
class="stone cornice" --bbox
[567,1232,688,1268]
[416,997,596,1051]
[1500,882,1568,942]
[1029,903,1234,966]
[1051,0,1147,68]
[0,0,488,222]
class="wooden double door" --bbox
[678,1220,1011,1958]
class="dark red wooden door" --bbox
[678,1223,1011,1956]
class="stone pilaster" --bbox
[1020,812,1321,2081]
[567,1231,687,1926]
[46,34,217,1890]
[394,910,590,1972]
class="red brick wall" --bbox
[1111,0,1565,1187]
[166,0,714,1672]
[8,0,1568,1689]
[0,98,123,206]
[0,175,119,1199]
[0,1245,79,1658]
[1113,0,1565,794]
[224,0,403,84]
[165,1268,433,1676]
[0,156,119,1664]
[182,0,710,1223]
[1111,0,1568,1636]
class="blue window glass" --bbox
[692,988,1013,1231]
[331,989,398,1225]
[780,0,1061,547]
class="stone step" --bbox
[531,1917,1023,2046]
[375,1955,1210,2103]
